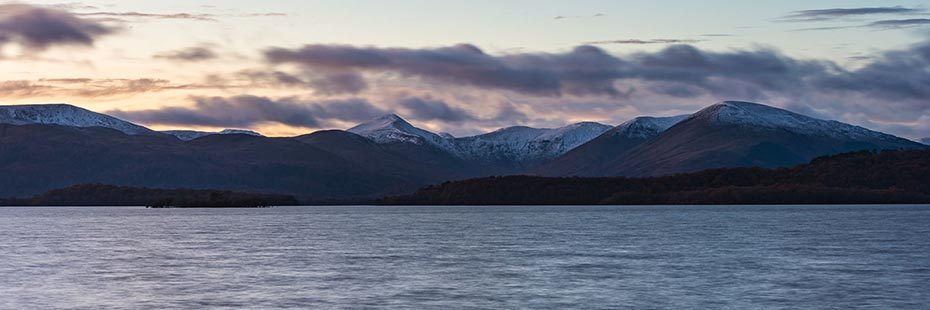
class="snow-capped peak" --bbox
[693,101,895,141]
[162,129,264,141]
[453,122,612,163]
[613,115,689,139]
[0,103,154,135]
[347,114,452,148]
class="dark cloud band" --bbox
[780,6,924,22]
[261,40,930,104]
[0,4,117,50]
[109,96,389,128]
[154,46,218,61]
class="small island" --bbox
[0,184,298,207]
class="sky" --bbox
[1,0,929,138]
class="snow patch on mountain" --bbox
[695,101,898,141]
[0,104,153,135]
[920,138,930,145]
[453,122,612,162]
[613,115,690,139]
[163,129,264,141]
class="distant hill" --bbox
[382,149,930,205]
[0,184,298,207]
[0,124,424,200]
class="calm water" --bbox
[1,205,929,309]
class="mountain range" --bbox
[536,101,921,177]
[0,101,924,201]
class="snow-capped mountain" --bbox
[582,101,925,177]
[163,129,264,141]
[348,114,610,166]
[694,101,899,141]
[534,115,688,176]
[347,114,455,150]
[0,104,154,135]
[453,122,611,164]
[921,138,930,145]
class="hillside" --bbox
[382,149,930,205]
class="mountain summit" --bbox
[0,104,155,135]
[693,101,899,141]
[348,114,452,149]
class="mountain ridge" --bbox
[1,101,925,201]
[0,104,157,136]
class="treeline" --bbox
[0,184,298,207]
[381,150,930,205]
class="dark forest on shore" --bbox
[382,150,930,205]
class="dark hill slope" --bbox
[0,124,425,199]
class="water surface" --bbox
[1,205,928,309]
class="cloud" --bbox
[48,3,99,11]
[866,18,930,29]
[398,97,476,122]
[260,40,930,105]
[0,3,118,51]
[811,39,930,101]
[264,44,629,97]
[109,96,389,128]
[554,13,605,20]
[779,6,924,22]
[74,12,217,22]
[225,69,368,95]
[0,78,193,98]
[154,46,218,61]
[240,13,288,17]
[790,18,930,31]
[73,11,288,23]
[789,26,854,32]
[308,72,368,95]
[231,70,307,88]
[583,39,702,45]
